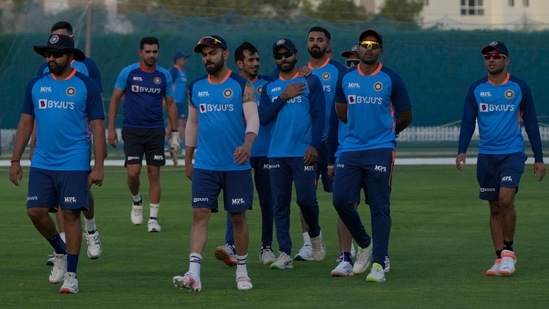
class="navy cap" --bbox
[33,34,85,61]
[481,41,509,57]
[341,45,359,58]
[194,35,227,53]
[359,29,383,46]
[173,52,189,61]
[273,38,297,54]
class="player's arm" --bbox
[456,86,478,171]
[184,103,198,180]
[107,88,124,147]
[396,109,413,135]
[519,83,545,181]
[90,118,106,187]
[258,83,285,125]
[9,114,34,186]
[235,81,259,165]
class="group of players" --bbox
[8,20,545,294]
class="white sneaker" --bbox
[294,244,314,261]
[259,247,276,265]
[173,271,202,292]
[310,233,327,261]
[236,273,253,290]
[499,250,517,275]
[46,253,55,266]
[85,230,102,259]
[147,219,161,232]
[384,256,391,273]
[131,200,143,225]
[352,242,373,275]
[215,243,237,266]
[59,272,79,294]
[366,262,386,283]
[351,243,356,258]
[486,258,501,276]
[270,252,293,269]
[331,261,354,277]
[48,253,67,284]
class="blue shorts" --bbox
[476,152,526,200]
[176,103,188,119]
[27,167,89,211]
[191,168,253,213]
[122,127,166,166]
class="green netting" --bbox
[1,8,549,129]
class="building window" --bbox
[508,0,514,7]
[523,0,529,7]
[461,0,484,16]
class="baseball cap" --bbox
[194,35,227,53]
[173,52,189,61]
[481,41,509,57]
[341,45,359,58]
[359,29,383,46]
[273,38,297,54]
[33,34,85,62]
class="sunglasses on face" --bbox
[483,53,507,60]
[197,36,226,49]
[274,50,294,60]
[45,50,66,58]
[359,40,382,50]
[345,59,360,68]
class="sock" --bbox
[59,232,66,243]
[189,253,202,277]
[67,253,79,273]
[503,240,514,252]
[85,217,97,233]
[342,252,353,263]
[496,249,503,258]
[302,232,311,246]
[48,233,67,254]
[150,203,160,219]
[236,254,248,276]
[132,194,142,203]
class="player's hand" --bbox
[9,162,23,186]
[455,153,466,171]
[234,143,251,165]
[185,163,194,180]
[281,82,306,101]
[89,167,104,187]
[107,129,118,148]
[534,162,546,181]
[327,164,335,181]
[169,131,180,151]
[304,146,318,166]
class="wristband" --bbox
[171,130,178,132]
[10,160,20,163]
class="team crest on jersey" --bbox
[322,72,330,80]
[257,86,263,94]
[505,90,514,99]
[373,82,383,91]
[49,35,60,44]
[66,87,76,96]
[153,77,161,84]
[223,88,233,98]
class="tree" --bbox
[379,0,423,23]
[155,0,301,19]
[302,0,369,22]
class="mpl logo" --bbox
[479,92,491,98]
[64,196,77,203]
[197,91,210,97]
[154,155,164,160]
[271,86,282,92]
[133,76,143,81]
[304,165,314,172]
[501,176,513,182]
[374,165,387,173]
[347,83,360,89]
[232,198,245,205]
[40,87,53,93]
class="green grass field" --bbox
[1,165,548,308]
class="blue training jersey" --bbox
[189,70,251,171]
[251,75,274,157]
[170,65,188,104]
[38,58,103,93]
[335,63,412,152]
[22,69,104,171]
[259,73,325,158]
[309,58,346,137]
[458,73,544,162]
[114,62,173,129]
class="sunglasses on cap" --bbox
[197,36,226,49]
[345,59,360,68]
[359,40,382,50]
[483,53,507,60]
[45,50,66,58]
[274,50,294,60]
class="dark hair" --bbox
[51,21,73,35]
[140,37,159,50]
[308,26,331,41]
[234,41,258,62]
